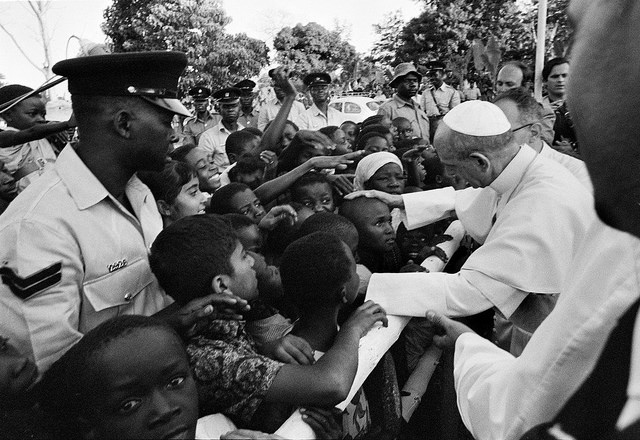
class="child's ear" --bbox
[337,286,348,304]
[156,199,172,216]
[211,274,230,294]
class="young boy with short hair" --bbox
[339,197,402,273]
[148,215,387,431]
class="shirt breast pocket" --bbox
[81,258,154,329]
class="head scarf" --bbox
[354,151,403,191]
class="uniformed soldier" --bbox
[295,72,347,130]
[421,61,461,141]
[198,87,244,169]
[182,85,221,144]
[0,51,246,374]
[233,79,259,129]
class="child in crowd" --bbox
[276,130,333,174]
[354,151,405,195]
[0,85,74,192]
[278,232,372,438]
[170,143,222,195]
[225,130,261,165]
[148,215,387,432]
[355,132,391,155]
[0,163,17,215]
[319,125,351,154]
[138,160,207,228]
[38,315,341,440]
[207,182,296,232]
[339,197,402,274]
[356,124,394,152]
[392,117,414,142]
[264,119,298,156]
[289,171,337,214]
[228,155,266,190]
[340,121,359,147]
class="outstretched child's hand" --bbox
[260,334,316,365]
[341,300,388,339]
[157,292,251,337]
[308,150,363,171]
[300,407,343,439]
[258,204,297,231]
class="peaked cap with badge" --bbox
[52,51,191,117]
[233,79,256,91]
[303,72,332,87]
[189,85,211,100]
[213,87,242,104]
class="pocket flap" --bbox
[83,258,154,312]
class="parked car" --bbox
[329,96,380,124]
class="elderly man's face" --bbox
[434,126,488,188]
[496,65,524,93]
[568,0,640,238]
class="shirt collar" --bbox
[490,144,537,196]
[56,146,111,210]
[392,93,416,109]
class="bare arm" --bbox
[264,301,387,406]
[252,67,296,156]
[0,117,75,149]
[254,152,362,204]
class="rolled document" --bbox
[275,220,465,439]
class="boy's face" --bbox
[363,136,390,155]
[280,124,297,151]
[354,200,396,253]
[235,169,263,190]
[230,189,266,223]
[236,224,263,253]
[341,242,360,304]
[366,163,405,195]
[168,176,207,220]
[4,96,46,130]
[395,121,413,140]
[184,147,220,193]
[341,123,357,145]
[297,182,335,213]
[398,226,433,261]
[87,328,198,440]
[224,241,258,301]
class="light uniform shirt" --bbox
[238,109,259,129]
[453,221,640,440]
[182,112,222,144]
[378,94,430,140]
[198,121,245,169]
[367,146,595,336]
[257,99,306,131]
[0,146,170,372]
[420,82,461,117]
[295,103,347,131]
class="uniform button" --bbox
[124,293,132,301]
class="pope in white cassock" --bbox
[350,100,596,353]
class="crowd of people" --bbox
[1,0,639,438]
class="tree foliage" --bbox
[372,0,572,82]
[102,0,269,94]
[273,22,357,78]
[370,11,406,65]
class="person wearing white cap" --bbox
[347,100,595,354]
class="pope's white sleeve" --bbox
[402,187,457,229]
[454,333,518,440]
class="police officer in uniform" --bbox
[421,61,461,142]
[0,51,246,373]
[182,85,221,144]
[234,79,259,129]
[198,87,244,169]
[295,72,347,130]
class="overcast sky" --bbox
[0,0,423,93]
